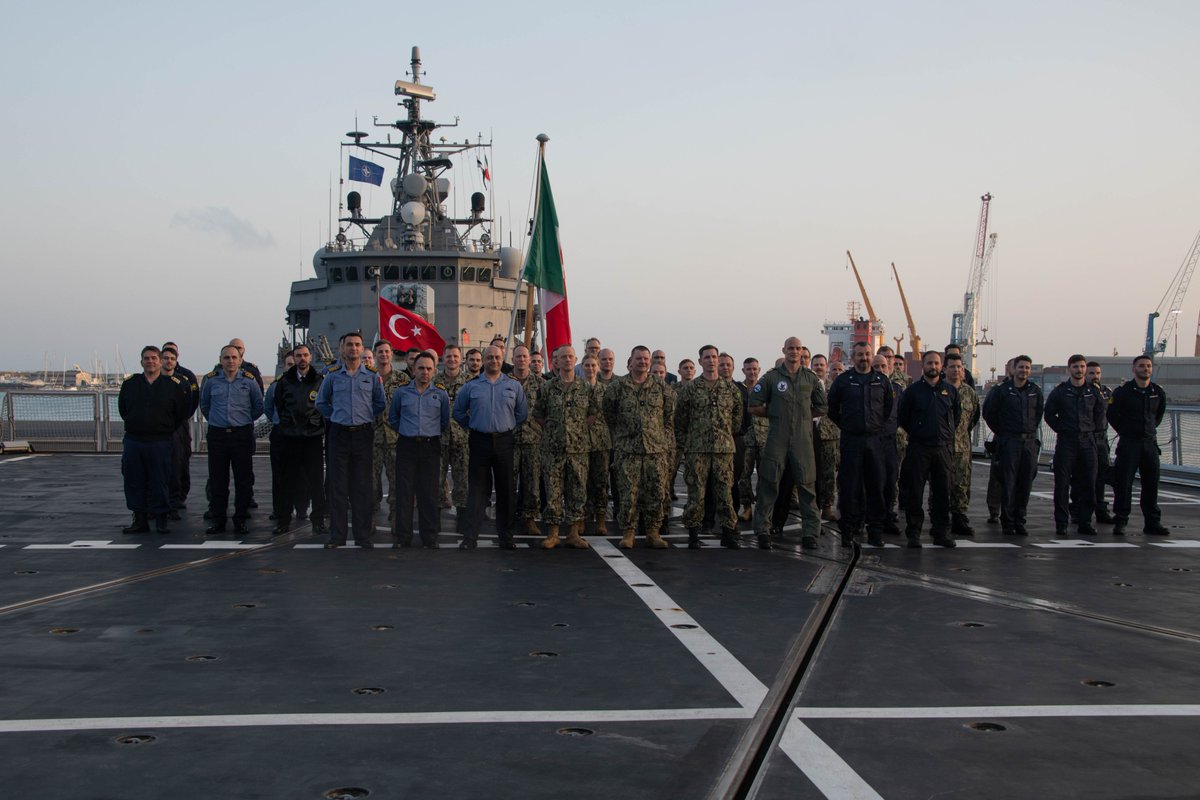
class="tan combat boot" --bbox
[525,517,541,537]
[619,528,636,549]
[645,528,669,549]
[565,520,589,549]
[540,525,560,549]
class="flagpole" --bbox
[507,134,549,354]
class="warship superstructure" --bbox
[283,46,523,363]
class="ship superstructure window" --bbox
[330,267,343,283]
[477,267,492,283]
[403,266,419,281]
[290,310,310,327]
[440,265,456,281]
[346,267,359,282]
[421,266,436,282]
[383,265,399,281]
[462,266,476,282]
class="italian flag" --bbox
[523,156,571,354]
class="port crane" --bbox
[1145,226,1200,356]
[950,193,995,377]
[846,250,879,329]
[891,262,921,362]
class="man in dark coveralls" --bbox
[982,355,1044,536]
[118,346,192,534]
[750,337,827,551]
[1043,354,1107,536]
[1109,354,1169,536]
[897,351,960,548]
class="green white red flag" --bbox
[522,156,571,354]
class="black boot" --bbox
[720,527,741,550]
[687,528,702,550]
[154,514,170,534]
[756,533,772,550]
[123,512,149,534]
[455,507,468,533]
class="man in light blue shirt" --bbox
[315,332,386,548]
[199,345,264,535]
[388,352,450,547]
[452,345,528,549]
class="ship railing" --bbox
[0,391,272,453]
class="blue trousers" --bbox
[123,438,173,514]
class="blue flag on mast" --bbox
[348,156,385,186]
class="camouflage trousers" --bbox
[894,429,908,510]
[739,439,762,505]
[585,449,609,517]
[661,451,677,522]
[514,442,541,520]
[372,434,396,511]
[440,436,469,507]
[816,440,839,510]
[542,452,588,525]
[951,449,973,516]
[614,452,666,531]
[683,452,736,530]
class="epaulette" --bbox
[241,370,256,380]
[169,375,182,384]
[435,381,446,391]
[204,370,218,379]
[365,364,378,373]
[327,364,343,373]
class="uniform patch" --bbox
[777,381,789,392]
[753,384,762,393]
[308,390,318,401]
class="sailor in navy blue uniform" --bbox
[200,345,264,535]
[159,344,199,518]
[316,332,387,548]
[897,351,961,548]
[1108,354,1169,535]
[982,355,1044,536]
[1043,354,1107,535]
[118,346,192,534]
[388,352,451,548]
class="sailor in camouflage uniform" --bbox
[812,354,841,521]
[944,352,981,535]
[371,341,411,518]
[738,358,768,520]
[676,345,744,549]
[580,354,611,531]
[436,345,471,523]
[532,345,599,549]
[651,361,677,536]
[603,345,674,549]
[510,343,544,535]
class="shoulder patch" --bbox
[365,364,378,373]
[204,370,218,378]
[169,375,181,384]
[308,389,318,402]
[753,383,763,393]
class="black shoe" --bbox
[867,533,884,547]
[311,521,327,534]
[123,513,149,534]
[720,528,741,550]
[323,541,343,549]
[356,542,374,549]
[932,536,957,548]
[1144,525,1170,536]
[1095,509,1115,524]
[395,538,413,548]
[884,522,902,536]
[756,533,772,550]
[906,537,922,549]
[800,535,817,550]
[1055,526,1068,536]
[459,539,477,550]
[233,522,248,535]
[986,513,999,525]
[952,516,974,536]
[205,523,227,535]
[1112,521,1126,535]
[687,528,702,550]
[272,523,290,536]
[1002,526,1015,536]
[1013,524,1028,537]
[154,514,170,534]
[422,541,440,549]
[167,510,182,521]
[1078,523,1098,536]
[497,539,518,550]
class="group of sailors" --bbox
[117,333,1167,551]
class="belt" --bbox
[332,422,370,432]
[399,435,440,443]
[1001,432,1037,440]
[211,425,252,434]
[470,429,513,438]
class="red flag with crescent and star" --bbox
[378,296,446,355]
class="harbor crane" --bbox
[846,250,879,328]
[950,193,996,377]
[891,262,922,361]
[1145,226,1200,356]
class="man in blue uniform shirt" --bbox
[452,344,528,549]
[316,332,387,548]
[388,352,450,548]
[200,345,264,535]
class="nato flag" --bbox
[348,156,385,186]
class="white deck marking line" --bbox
[944,541,1020,548]
[0,706,756,734]
[590,537,768,710]
[24,540,140,550]
[1032,540,1139,549]
[1154,489,1200,502]
[159,542,260,550]
[778,716,884,800]
[1150,540,1200,548]
[794,704,1200,719]
[0,455,39,464]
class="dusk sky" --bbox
[2,1,1198,378]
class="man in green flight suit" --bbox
[749,337,828,550]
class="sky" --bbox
[2,0,1198,378]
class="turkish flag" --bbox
[378,296,446,355]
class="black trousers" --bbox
[881,434,900,518]
[1075,434,1111,517]
[900,443,953,537]
[996,436,1040,528]
[465,430,515,543]
[123,437,173,514]
[275,433,325,524]
[1112,436,1162,527]
[326,423,375,544]
[393,435,441,545]
[1053,435,1097,527]
[207,426,254,524]
[838,434,888,534]
[168,424,191,509]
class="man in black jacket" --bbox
[1044,354,1107,536]
[118,346,191,534]
[827,341,894,547]
[1108,355,1168,536]
[897,351,960,548]
[982,355,1044,536]
[272,344,327,534]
